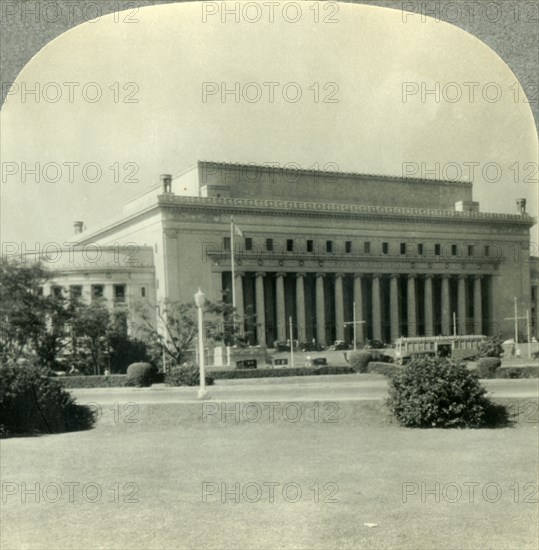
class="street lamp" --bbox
[194,288,210,400]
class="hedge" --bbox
[58,375,127,388]
[209,365,355,380]
[496,366,539,379]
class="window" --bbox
[435,243,441,256]
[70,285,82,301]
[326,240,333,253]
[266,238,273,252]
[382,242,389,255]
[141,286,146,298]
[52,286,63,298]
[286,239,294,252]
[36,286,44,296]
[451,244,458,256]
[364,242,371,254]
[114,284,126,302]
[307,240,314,252]
[91,285,104,301]
[223,237,231,251]
[400,243,406,255]
[468,245,474,257]
[345,241,352,253]
[245,237,252,251]
[484,245,490,257]
[417,243,424,256]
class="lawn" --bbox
[1,396,538,549]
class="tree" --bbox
[71,301,110,375]
[0,261,74,369]
[136,291,249,369]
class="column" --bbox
[276,272,286,342]
[295,273,306,342]
[104,284,114,304]
[474,275,482,335]
[315,273,326,346]
[441,275,450,336]
[372,275,382,342]
[407,274,417,337]
[335,273,345,341]
[424,275,434,336]
[255,272,266,346]
[390,275,399,342]
[458,275,467,335]
[353,274,364,344]
[234,272,244,336]
[211,271,222,302]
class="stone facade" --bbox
[56,161,535,347]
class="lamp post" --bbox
[194,288,209,400]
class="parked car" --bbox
[328,340,349,351]
[364,339,386,350]
[300,342,325,352]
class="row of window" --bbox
[223,238,493,257]
[41,284,147,301]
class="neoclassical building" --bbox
[31,161,537,347]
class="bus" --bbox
[394,335,487,365]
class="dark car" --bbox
[328,340,350,351]
[300,342,325,352]
[364,339,385,350]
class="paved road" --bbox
[69,374,539,404]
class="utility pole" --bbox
[343,301,366,351]
[505,297,526,345]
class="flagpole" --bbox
[230,216,236,310]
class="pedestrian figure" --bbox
[515,348,521,359]
[511,344,515,357]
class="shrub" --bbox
[477,336,503,358]
[367,362,400,377]
[476,357,502,379]
[165,364,215,387]
[125,362,153,387]
[348,351,372,373]
[0,362,95,437]
[387,356,491,428]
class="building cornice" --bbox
[158,195,535,227]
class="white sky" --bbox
[1,1,537,245]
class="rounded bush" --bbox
[125,362,153,387]
[476,357,502,379]
[387,356,490,428]
[0,362,95,436]
[348,351,372,373]
[165,364,215,387]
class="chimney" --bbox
[73,221,83,234]
[516,198,526,214]
[160,174,172,194]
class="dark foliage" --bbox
[125,362,153,387]
[165,364,214,387]
[348,351,372,373]
[476,357,502,379]
[387,356,492,428]
[0,362,95,437]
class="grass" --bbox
[1,396,537,549]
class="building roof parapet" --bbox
[197,160,473,188]
[157,195,535,225]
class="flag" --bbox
[232,221,244,237]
